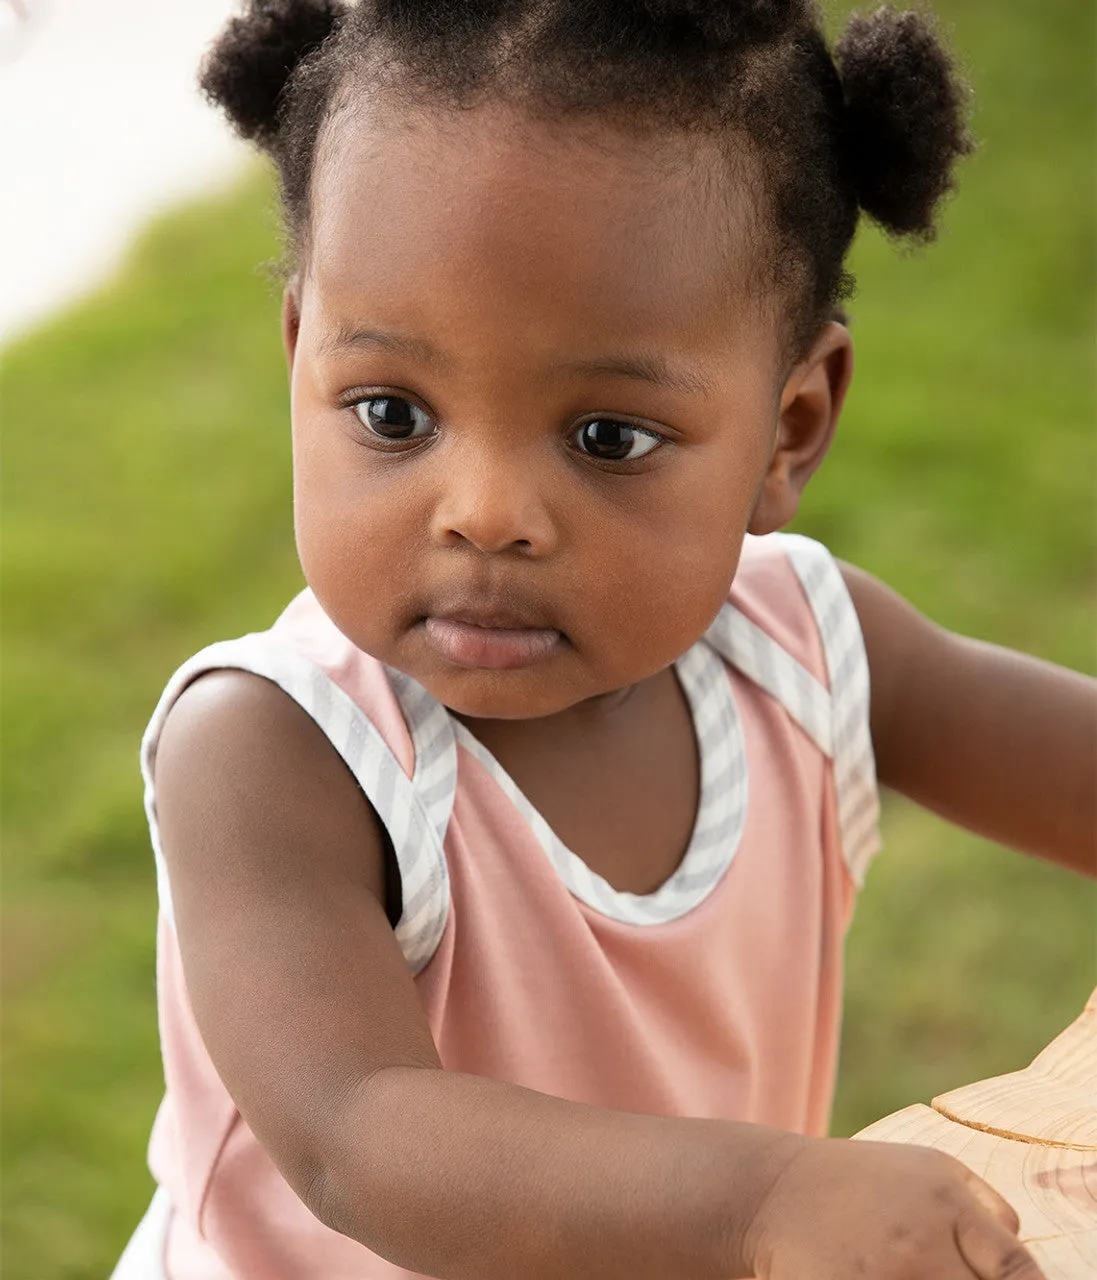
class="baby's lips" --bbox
[422,616,563,669]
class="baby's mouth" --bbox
[421,614,564,670]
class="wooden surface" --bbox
[852,988,1097,1278]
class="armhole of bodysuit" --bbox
[773,533,883,888]
[379,825,403,929]
[141,637,449,973]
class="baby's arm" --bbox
[155,670,1046,1280]
[842,563,1097,877]
[155,670,793,1277]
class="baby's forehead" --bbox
[306,95,769,336]
[316,96,741,223]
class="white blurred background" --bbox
[0,0,247,343]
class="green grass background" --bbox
[2,0,1095,1274]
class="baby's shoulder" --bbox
[153,664,391,914]
[145,589,416,789]
[143,592,451,970]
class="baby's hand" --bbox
[743,1136,1047,1279]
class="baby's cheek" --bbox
[292,482,409,659]
[646,486,746,599]
[648,549,739,649]
[582,519,741,673]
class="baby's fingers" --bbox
[958,1166,1021,1235]
[955,1208,1047,1280]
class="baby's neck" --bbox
[449,666,663,750]
[449,663,700,896]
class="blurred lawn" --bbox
[2,0,1095,1275]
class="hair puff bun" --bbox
[199,0,345,146]
[836,6,974,239]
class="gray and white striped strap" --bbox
[384,666,458,850]
[700,534,881,886]
[140,637,450,974]
[776,533,882,886]
[702,604,833,754]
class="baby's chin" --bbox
[352,615,677,723]
[397,653,634,725]
[423,666,605,723]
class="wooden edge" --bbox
[932,990,1097,1148]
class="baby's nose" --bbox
[429,450,558,556]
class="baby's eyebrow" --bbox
[317,324,446,368]
[318,324,713,397]
[558,353,713,398]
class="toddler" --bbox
[111,1,1096,1277]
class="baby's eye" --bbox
[572,419,662,462]
[353,396,434,440]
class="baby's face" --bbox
[287,97,789,720]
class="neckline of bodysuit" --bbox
[389,625,749,926]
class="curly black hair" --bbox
[199,0,974,355]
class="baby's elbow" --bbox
[291,1065,434,1253]
[297,1159,343,1236]
[273,1119,361,1240]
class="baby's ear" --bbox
[281,280,303,371]
[748,321,853,535]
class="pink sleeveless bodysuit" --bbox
[110,532,880,1279]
